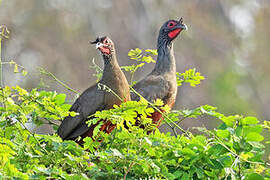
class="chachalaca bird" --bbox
[57,36,130,142]
[131,18,187,129]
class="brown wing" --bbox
[131,75,170,103]
[57,85,105,140]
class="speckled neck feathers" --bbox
[153,37,176,75]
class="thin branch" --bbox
[172,126,178,137]
[1,61,25,69]
[130,70,136,85]
[97,83,123,102]
[177,116,188,125]
[39,120,60,128]
[123,161,135,180]
[89,58,103,82]
[45,120,60,126]
[39,67,79,94]
[89,58,103,72]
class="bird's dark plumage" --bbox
[131,18,187,127]
[57,36,130,141]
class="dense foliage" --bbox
[0,28,269,179]
[1,85,269,179]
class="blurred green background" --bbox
[0,0,269,148]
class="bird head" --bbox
[90,36,115,56]
[159,17,187,42]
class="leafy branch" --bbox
[1,60,28,76]
[122,48,157,85]
[176,68,205,87]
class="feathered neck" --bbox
[153,37,176,74]
[101,52,120,82]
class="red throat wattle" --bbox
[168,28,182,39]
[99,47,110,55]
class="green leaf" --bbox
[235,126,243,137]
[141,56,155,63]
[162,104,171,113]
[243,125,263,135]
[61,104,72,111]
[128,48,142,60]
[240,152,254,160]
[69,111,77,117]
[244,173,264,180]
[207,144,228,156]
[217,156,232,167]
[14,64,19,73]
[93,122,103,138]
[216,129,230,138]
[22,70,28,76]
[153,98,164,106]
[145,49,158,55]
[173,171,183,179]
[204,170,215,177]
[241,116,259,125]
[176,68,205,87]
[121,65,136,72]
[246,132,264,142]
[220,116,236,127]
[150,162,160,173]
[135,63,145,69]
[55,94,66,105]
[182,147,196,157]
[209,159,223,169]
[9,60,15,65]
[181,172,189,180]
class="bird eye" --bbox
[104,39,109,44]
[167,21,175,28]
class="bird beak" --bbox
[177,17,188,30]
[176,23,188,31]
[182,24,188,30]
